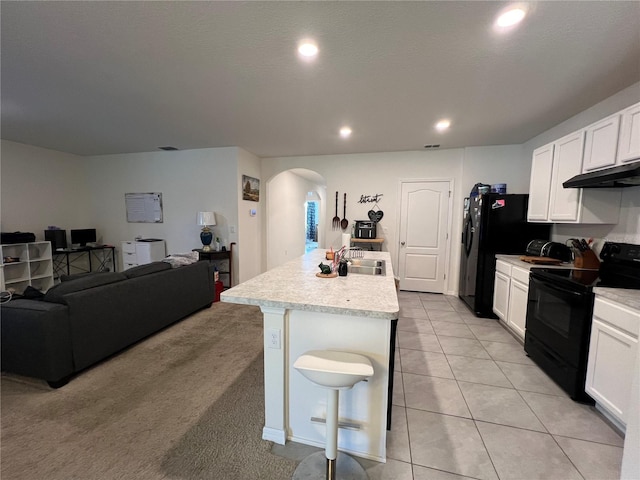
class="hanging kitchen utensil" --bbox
[367,203,384,223]
[341,193,349,230]
[332,191,340,230]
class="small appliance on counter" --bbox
[354,220,377,239]
[524,240,573,263]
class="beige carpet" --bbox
[1,302,298,480]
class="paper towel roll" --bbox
[341,233,351,249]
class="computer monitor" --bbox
[44,229,67,250]
[70,229,97,246]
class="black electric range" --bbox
[524,242,640,402]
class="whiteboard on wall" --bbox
[125,193,163,223]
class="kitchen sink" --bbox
[347,259,386,276]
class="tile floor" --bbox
[381,291,624,480]
[277,291,625,480]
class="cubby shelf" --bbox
[1,241,54,295]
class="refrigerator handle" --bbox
[463,217,473,256]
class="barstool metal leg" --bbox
[325,389,339,480]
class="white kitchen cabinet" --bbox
[617,102,640,163]
[493,260,511,321]
[582,113,621,172]
[527,143,554,221]
[528,131,621,224]
[586,296,639,431]
[549,131,585,222]
[121,240,166,270]
[1,241,54,294]
[493,261,530,341]
[506,266,530,340]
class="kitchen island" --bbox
[221,249,399,462]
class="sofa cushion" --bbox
[44,272,127,304]
[123,261,171,279]
[60,271,101,282]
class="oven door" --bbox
[525,274,593,367]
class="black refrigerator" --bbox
[459,193,550,317]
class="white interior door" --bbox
[398,181,450,293]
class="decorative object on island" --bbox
[197,211,216,251]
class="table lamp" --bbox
[197,211,216,251]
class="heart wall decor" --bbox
[368,210,384,223]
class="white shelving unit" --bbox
[1,241,54,294]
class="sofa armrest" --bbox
[1,300,74,383]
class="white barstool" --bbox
[292,350,374,480]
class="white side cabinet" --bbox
[121,240,166,270]
[528,131,621,224]
[1,242,54,294]
[493,260,511,321]
[506,266,530,340]
[493,260,530,341]
[617,102,640,163]
[586,296,639,431]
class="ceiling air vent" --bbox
[158,146,178,151]
[424,144,440,149]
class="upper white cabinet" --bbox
[548,131,585,222]
[528,131,621,224]
[617,102,640,163]
[582,113,621,172]
[527,144,554,221]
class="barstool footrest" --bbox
[310,416,362,431]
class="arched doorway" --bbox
[265,169,326,270]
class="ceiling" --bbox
[1,1,639,158]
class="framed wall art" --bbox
[242,175,260,202]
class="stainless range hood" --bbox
[563,161,640,188]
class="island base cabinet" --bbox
[586,297,639,431]
[287,310,390,462]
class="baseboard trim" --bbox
[263,426,286,445]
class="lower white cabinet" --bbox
[493,260,511,321]
[586,296,639,430]
[121,240,166,270]
[506,267,530,340]
[493,261,530,341]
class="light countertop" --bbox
[221,249,399,320]
[594,288,640,311]
[495,254,574,270]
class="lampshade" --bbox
[197,211,216,227]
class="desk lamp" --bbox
[197,211,216,251]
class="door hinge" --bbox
[449,190,451,197]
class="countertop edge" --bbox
[593,287,640,311]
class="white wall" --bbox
[237,148,262,283]
[266,170,326,270]
[0,140,93,240]
[461,145,529,195]
[83,147,240,270]
[262,149,467,293]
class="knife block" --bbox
[574,249,600,269]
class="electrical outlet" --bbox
[230,225,236,234]
[267,328,281,349]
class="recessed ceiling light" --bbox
[435,120,451,132]
[298,42,318,58]
[496,7,526,28]
[339,126,352,138]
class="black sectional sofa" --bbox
[1,260,214,387]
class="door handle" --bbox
[400,241,406,246]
